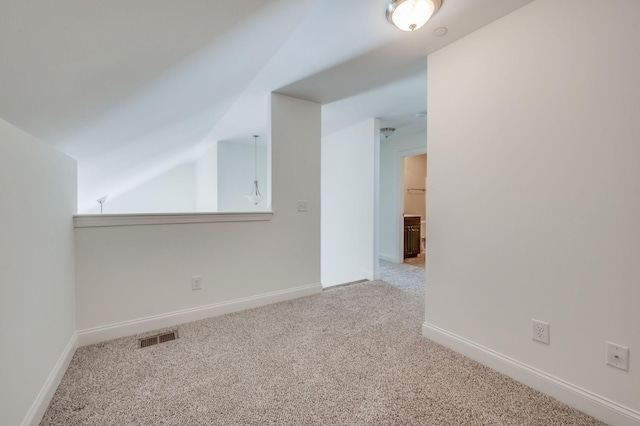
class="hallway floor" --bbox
[403,252,425,268]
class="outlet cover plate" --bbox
[532,319,550,344]
[606,342,629,371]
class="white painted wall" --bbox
[97,163,196,214]
[403,154,426,217]
[85,136,269,214]
[379,131,426,262]
[0,119,77,426]
[195,143,218,212]
[75,93,320,340]
[217,140,268,212]
[321,118,379,287]
[424,0,640,422]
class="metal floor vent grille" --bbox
[139,331,178,348]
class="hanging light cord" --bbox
[246,135,263,205]
[253,135,261,196]
[253,135,258,182]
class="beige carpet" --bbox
[42,263,604,425]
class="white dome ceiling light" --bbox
[386,0,442,32]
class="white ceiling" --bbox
[0,0,534,212]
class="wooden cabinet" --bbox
[404,216,421,258]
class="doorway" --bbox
[399,152,426,268]
[376,132,426,267]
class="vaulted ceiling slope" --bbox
[1,0,533,212]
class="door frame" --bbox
[395,147,427,263]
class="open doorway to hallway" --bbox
[378,132,426,268]
[402,154,426,269]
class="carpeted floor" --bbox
[42,262,604,425]
[403,252,425,268]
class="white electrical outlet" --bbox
[191,275,202,291]
[532,319,550,344]
[606,342,629,371]
[297,200,308,212]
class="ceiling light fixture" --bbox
[386,0,442,32]
[246,135,264,205]
[381,127,396,139]
[96,195,108,214]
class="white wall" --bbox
[0,119,77,426]
[217,140,268,212]
[86,136,269,214]
[424,0,640,423]
[75,93,320,340]
[403,154,426,217]
[195,143,218,212]
[321,118,379,287]
[99,163,196,214]
[379,131,426,262]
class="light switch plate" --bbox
[191,275,202,291]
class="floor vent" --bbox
[139,331,178,348]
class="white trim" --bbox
[322,279,369,289]
[78,283,322,346]
[22,333,77,426]
[422,322,640,426]
[73,211,273,228]
[373,118,381,289]
[398,147,428,157]
[379,253,399,263]
[362,268,374,281]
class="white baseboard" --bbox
[322,279,369,289]
[379,253,399,263]
[78,283,322,346]
[362,269,374,281]
[23,332,77,426]
[422,322,640,426]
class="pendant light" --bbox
[381,127,396,139]
[245,135,263,205]
[96,195,108,214]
